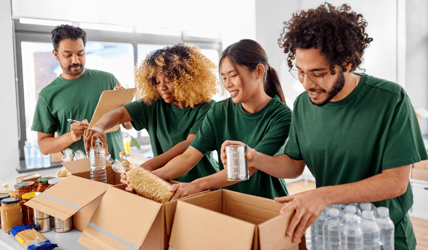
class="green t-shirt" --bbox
[191,95,292,199]
[124,99,219,183]
[284,74,427,249]
[31,69,124,159]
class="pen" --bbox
[67,119,81,123]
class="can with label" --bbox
[225,145,249,181]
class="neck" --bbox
[241,92,272,113]
[330,73,359,102]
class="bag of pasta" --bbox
[127,168,174,203]
[9,225,58,250]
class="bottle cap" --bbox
[38,177,55,184]
[1,197,20,205]
[377,207,390,217]
[362,210,375,220]
[344,205,356,214]
[48,177,65,185]
[360,203,372,211]
[327,208,340,217]
[22,192,36,200]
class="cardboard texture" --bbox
[169,189,299,250]
[61,158,122,185]
[25,175,111,231]
[89,88,136,133]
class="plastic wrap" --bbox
[127,168,174,203]
[10,225,58,250]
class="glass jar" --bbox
[0,193,11,229]
[36,177,54,193]
[21,192,35,225]
[1,197,23,233]
[14,182,31,200]
[26,181,36,193]
[47,177,65,188]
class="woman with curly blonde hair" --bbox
[84,44,220,183]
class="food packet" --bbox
[127,168,174,203]
[9,225,58,250]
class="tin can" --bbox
[225,145,249,181]
[33,209,52,232]
[53,217,73,233]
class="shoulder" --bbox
[37,77,63,100]
[362,74,405,99]
[86,69,116,80]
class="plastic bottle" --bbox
[342,213,363,250]
[361,210,380,250]
[349,203,362,216]
[324,208,341,250]
[24,141,34,169]
[376,207,394,250]
[31,141,43,168]
[43,153,51,168]
[35,144,43,168]
[89,139,107,183]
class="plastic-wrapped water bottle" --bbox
[24,141,34,169]
[342,213,363,249]
[310,210,327,250]
[32,141,43,168]
[361,210,380,250]
[349,203,362,216]
[89,139,107,183]
[376,207,394,250]
[324,208,341,250]
[43,153,51,167]
[310,217,318,250]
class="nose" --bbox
[224,77,233,89]
[158,82,167,90]
[71,54,80,64]
[301,74,316,90]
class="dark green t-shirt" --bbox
[284,74,427,249]
[31,69,124,159]
[124,99,219,183]
[191,95,292,199]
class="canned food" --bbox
[225,145,249,181]
[33,209,52,232]
[53,217,73,233]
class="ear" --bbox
[52,49,59,61]
[255,63,266,79]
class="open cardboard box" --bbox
[78,185,210,250]
[169,189,299,250]
[25,175,111,232]
[61,158,122,185]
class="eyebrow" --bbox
[220,69,237,75]
[63,50,85,53]
[295,65,329,72]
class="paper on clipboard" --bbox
[89,88,136,133]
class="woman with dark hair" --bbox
[121,39,292,200]
[84,44,219,183]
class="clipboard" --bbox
[89,88,137,133]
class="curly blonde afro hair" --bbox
[134,44,219,108]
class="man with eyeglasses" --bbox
[221,3,425,249]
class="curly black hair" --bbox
[51,25,87,51]
[278,2,373,74]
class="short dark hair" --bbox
[51,24,87,51]
[278,2,373,74]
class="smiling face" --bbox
[155,72,178,106]
[295,48,347,106]
[220,56,260,104]
[53,38,86,79]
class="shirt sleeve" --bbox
[381,91,428,170]
[190,106,217,154]
[189,100,215,135]
[284,101,304,160]
[31,96,58,134]
[253,106,292,156]
[123,100,149,131]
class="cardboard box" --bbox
[25,175,111,232]
[61,158,122,185]
[411,167,428,181]
[169,189,299,250]
[78,185,210,250]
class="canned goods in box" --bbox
[226,145,249,181]
[54,217,73,233]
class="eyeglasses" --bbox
[289,68,330,85]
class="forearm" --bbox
[38,132,76,155]
[320,165,411,205]
[192,169,242,191]
[253,153,305,179]
[94,106,132,131]
[142,140,192,171]
[152,147,202,180]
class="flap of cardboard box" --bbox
[169,200,256,250]
[79,186,163,250]
[61,158,111,175]
[25,175,110,221]
[258,211,297,249]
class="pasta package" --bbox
[55,167,71,178]
[127,168,174,203]
[9,225,58,250]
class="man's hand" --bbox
[83,127,108,155]
[275,188,329,243]
[220,140,259,172]
[70,119,89,142]
[114,82,125,90]
[168,182,203,201]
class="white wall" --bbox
[0,0,20,176]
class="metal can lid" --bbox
[22,192,36,200]
[26,181,35,187]
[0,193,10,200]
[1,197,20,205]
[14,182,29,188]
[38,177,55,183]
[48,177,65,185]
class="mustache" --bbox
[308,89,326,93]
[68,64,82,70]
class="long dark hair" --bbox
[219,39,285,103]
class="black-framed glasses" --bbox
[289,68,330,85]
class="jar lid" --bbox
[15,182,29,189]
[0,193,10,200]
[22,192,36,200]
[38,177,55,183]
[1,197,20,205]
[26,181,35,187]
[119,151,126,156]
[48,177,65,185]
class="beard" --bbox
[63,63,84,76]
[310,69,345,107]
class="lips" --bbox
[229,90,238,98]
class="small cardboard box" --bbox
[25,175,111,232]
[61,158,122,185]
[169,189,299,250]
[78,185,210,250]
